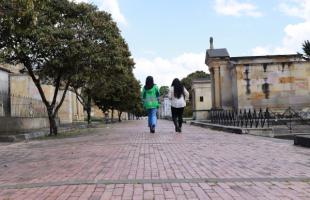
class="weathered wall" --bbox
[71,92,84,121]
[10,75,41,99]
[0,70,9,116]
[91,106,128,121]
[0,117,52,134]
[0,70,9,93]
[192,81,212,120]
[235,61,310,111]
[220,64,234,109]
[231,67,239,109]
[10,75,84,123]
[57,90,73,124]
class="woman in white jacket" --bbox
[168,78,189,132]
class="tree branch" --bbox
[74,87,86,107]
[54,80,71,116]
[23,58,50,107]
[51,72,61,107]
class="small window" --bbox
[200,96,204,102]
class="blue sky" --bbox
[75,0,310,87]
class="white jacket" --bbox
[168,86,189,108]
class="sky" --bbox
[74,0,310,87]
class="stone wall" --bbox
[10,74,84,123]
[0,69,9,116]
[192,79,212,120]
[0,117,57,134]
[206,48,310,112]
[0,69,9,93]
[10,74,41,99]
[232,59,310,111]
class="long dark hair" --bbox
[171,78,184,98]
[144,76,154,90]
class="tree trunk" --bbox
[111,108,114,123]
[118,111,122,122]
[86,107,91,124]
[47,107,58,136]
[86,93,91,124]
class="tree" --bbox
[91,38,138,122]
[181,71,210,92]
[159,86,169,96]
[70,8,125,124]
[0,0,110,135]
[302,40,310,60]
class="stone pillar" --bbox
[213,67,222,109]
[210,69,215,108]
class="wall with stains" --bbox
[220,65,234,109]
[234,60,310,111]
[10,74,84,123]
[192,80,212,120]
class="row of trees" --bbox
[0,0,143,135]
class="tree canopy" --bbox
[181,70,210,91]
[0,0,141,134]
[303,40,310,60]
[159,86,169,97]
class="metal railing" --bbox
[209,108,270,128]
[271,107,310,133]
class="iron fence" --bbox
[271,107,310,133]
[209,108,270,128]
[209,107,310,132]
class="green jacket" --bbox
[142,85,160,109]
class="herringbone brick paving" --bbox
[0,120,309,199]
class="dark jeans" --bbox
[171,106,184,127]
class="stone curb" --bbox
[0,123,90,142]
[1,177,310,190]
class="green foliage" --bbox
[183,104,193,118]
[0,0,139,134]
[159,86,169,96]
[181,70,210,92]
[0,0,96,135]
[303,40,310,60]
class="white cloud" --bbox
[252,23,310,55]
[252,46,273,55]
[252,0,310,55]
[133,53,208,87]
[279,0,310,20]
[99,0,128,26]
[71,0,127,26]
[214,0,262,17]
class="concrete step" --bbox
[294,134,310,148]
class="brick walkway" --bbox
[0,120,310,200]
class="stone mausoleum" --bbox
[206,39,310,113]
[191,79,212,120]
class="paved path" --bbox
[0,120,310,200]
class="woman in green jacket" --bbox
[142,76,160,133]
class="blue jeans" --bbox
[147,108,157,127]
